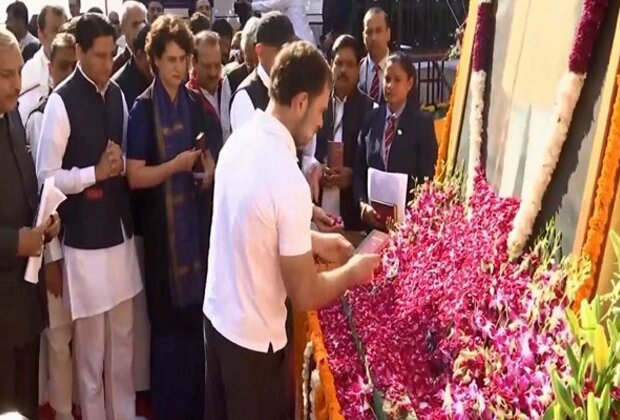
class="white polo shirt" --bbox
[203,109,313,353]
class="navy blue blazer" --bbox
[354,99,437,205]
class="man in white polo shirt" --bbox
[203,41,380,419]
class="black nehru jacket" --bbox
[56,69,134,250]
[231,68,269,112]
[226,63,251,99]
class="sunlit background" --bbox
[1,0,323,26]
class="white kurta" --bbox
[252,0,316,45]
[19,47,50,125]
[36,68,143,320]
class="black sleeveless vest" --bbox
[231,68,269,113]
[56,69,134,250]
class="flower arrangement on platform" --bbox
[547,231,620,419]
[342,169,585,418]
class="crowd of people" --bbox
[0,1,437,419]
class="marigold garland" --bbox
[435,63,460,179]
[574,74,620,307]
[306,310,344,420]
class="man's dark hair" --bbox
[75,13,116,52]
[364,7,391,29]
[29,14,38,36]
[38,5,67,32]
[189,12,211,35]
[331,34,362,63]
[211,19,233,40]
[87,7,104,15]
[145,15,193,71]
[7,2,29,27]
[270,41,332,106]
[134,23,150,53]
[256,12,295,48]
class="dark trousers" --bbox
[204,317,289,420]
[151,325,205,420]
[0,337,40,419]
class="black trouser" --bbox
[151,324,205,420]
[0,336,40,419]
[204,317,289,420]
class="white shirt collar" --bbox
[200,87,218,101]
[386,102,406,120]
[368,53,388,71]
[333,94,347,105]
[256,110,297,159]
[77,64,110,96]
[257,63,271,88]
[19,32,37,50]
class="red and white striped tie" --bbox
[383,114,397,168]
[369,64,380,102]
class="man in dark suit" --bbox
[112,1,147,75]
[0,28,60,419]
[314,35,373,230]
[113,23,152,109]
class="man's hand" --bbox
[17,219,50,257]
[360,202,384,230]
[312,232,354,265]
[44,213,61,243]
[45,260,63,298]
[96,141,123,181]
[306,162,323,203]
[312,206,343,233]
[345,253,381,287]
[322,166,353,189]
[108,142,124,177]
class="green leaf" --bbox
[543,403,557,420]
[594,325,610,374]
[587,392,599,419]
[579,347,594,386]
[567,344,580,375]
[599,384,611,419]
[568,377,580,394]
[552,368,577,417]
[594,297,602,323]
[575,407,584,420]
[567,308,581,339]
[581,302,597,330]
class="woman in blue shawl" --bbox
[126,15,223,419]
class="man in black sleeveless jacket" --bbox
[229,12,295,133]
[36,14,142,420]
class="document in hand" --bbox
[355,229,390,255]
[367,168,408,223]
[24,177,67,284]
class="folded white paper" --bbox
[368,168,408,222]
[24,177,67,284]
